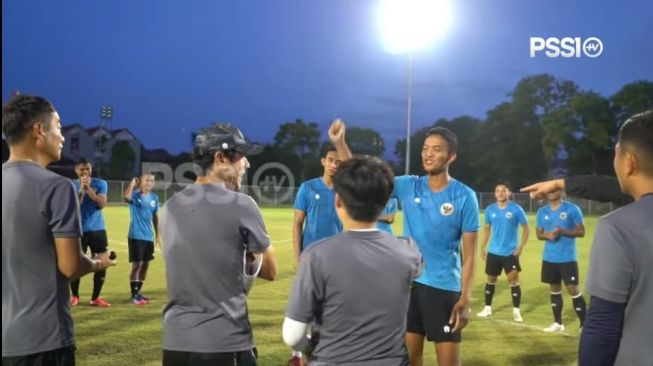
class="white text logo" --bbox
[530,37,603,58]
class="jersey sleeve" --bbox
[238,195,271,253]
[286,250,323,323]
[293,183,309,212]
[41,178,83,238]
[516,205,528,225]
[96,179,108,195]
[585,219,632,304]
[461,188,480,232]
[393,175,417,201]
[571,204,584,226]
[484,206,492,225]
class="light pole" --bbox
[405,52,413,175]
[377,0,452,174]
[98,105,113,176]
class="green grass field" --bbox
[72,206,596,366]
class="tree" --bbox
[108,141,136,180]
[542,92,615,175]
[345,127,385,156]
[273,119,321,182]
[610,80,653,125]
[469,74,580,190]
[273,119,321,158]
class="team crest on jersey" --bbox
[491,213,496,218]
[315,193,320,200]
[559,212,567,220]
[440,203,454,216]
[545,215,550,220]
[505,212,513,219]
[150,200,156,208]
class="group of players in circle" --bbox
[2,94,651,366]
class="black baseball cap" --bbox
[194,123,263,157]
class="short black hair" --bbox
[425,127,458,154]
[321,144,338,158]
[333,156,395,222]
[2,94,55,145]
[76,157,91,166]
[618,110,653,174]
[495,181,512,191]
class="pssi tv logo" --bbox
[530,37,603,58]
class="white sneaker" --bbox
[543,322,565,332]
[477,306,492,318]
[513,308,523,322]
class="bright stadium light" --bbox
[378,0,452,54]
[377,0,452,174]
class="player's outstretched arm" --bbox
[520,179,565,201]
[328,119,352,162]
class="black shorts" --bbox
[406,282,462,343]
[541,261,579,285]
[162,349,256,366]
[485,253,521,276]
[128,239,154,263]
[2,346,75,366]
[81,230,108,255]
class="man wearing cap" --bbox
[161,123,277,366]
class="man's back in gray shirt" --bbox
[585,194,653,365]
[161,183,270,353]
[2,161,82,357]
[286,230,422,366]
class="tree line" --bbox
[248,74,652,191]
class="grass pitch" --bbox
[72,206,595,365]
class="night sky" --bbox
[3,0,652,159]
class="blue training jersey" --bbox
[536,202,584,263]
[376,197,398,234]
[394,176,480,292]
[294,177,342,250]
[485,202,528,256]
[128,190,159,242]
[72,177,107,232]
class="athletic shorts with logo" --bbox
[541,261,579,285]
[407,282,461,343]
[485,253,521,276]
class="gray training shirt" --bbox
[161,183,270,353]
[585,194,653,366]
[2,161,82,357]
[286,230,422,366]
